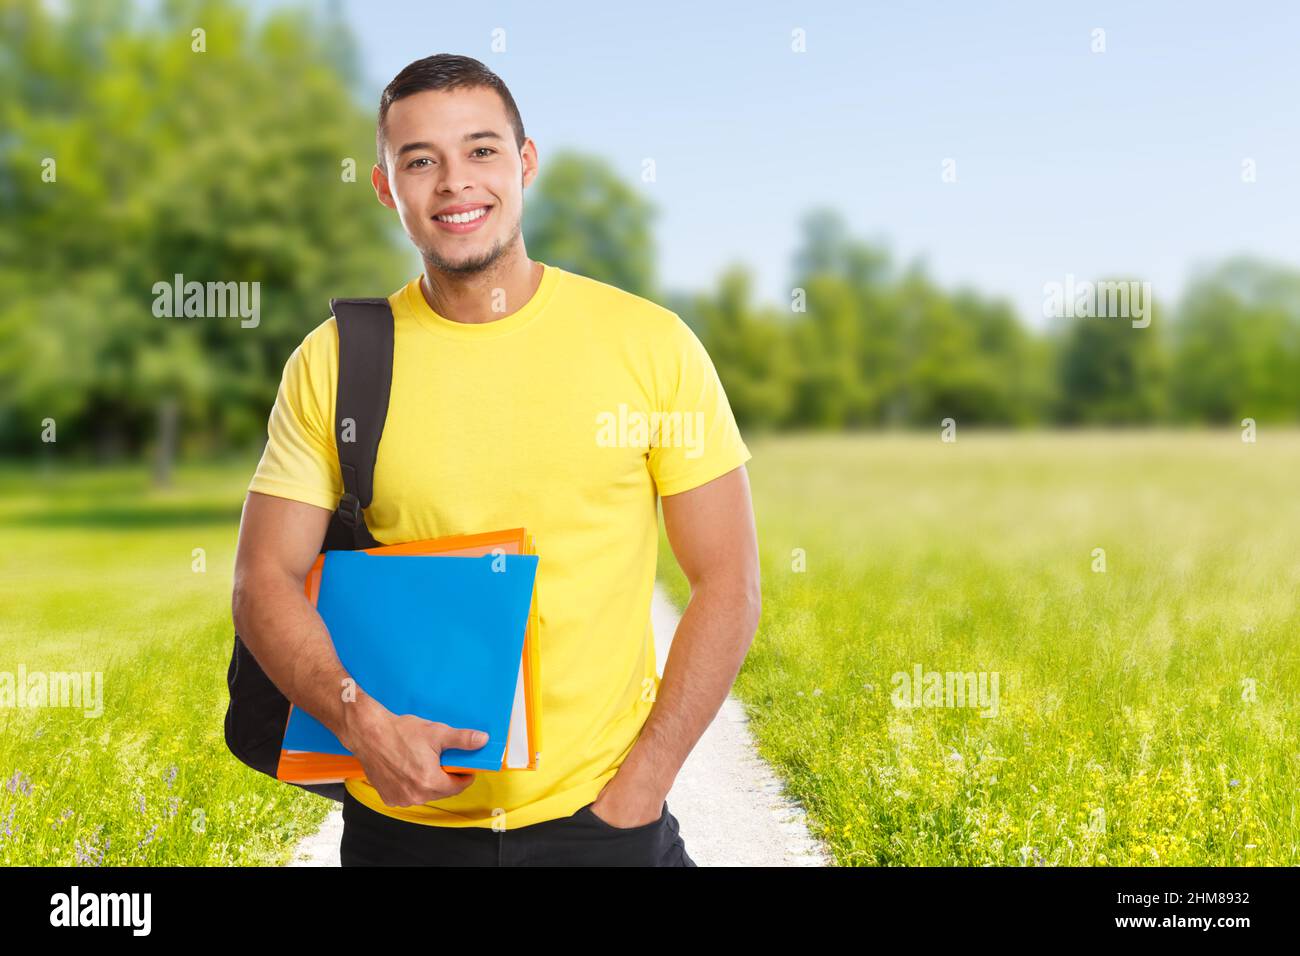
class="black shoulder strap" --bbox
[325,297,394,551]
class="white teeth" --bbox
[435,207,488,224]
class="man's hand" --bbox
[588,776,665,828]
[340,694,489,808]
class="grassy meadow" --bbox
[2,430,1296,865]
[0,461,332,865]
[659,429,1300,865]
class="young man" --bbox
[231,54,760,866]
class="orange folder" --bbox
[275,527,541,786]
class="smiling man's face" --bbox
[374,86,535,275]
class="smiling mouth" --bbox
[433,206,491,224]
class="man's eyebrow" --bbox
[395,131,505,157]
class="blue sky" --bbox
[265,0,1298,326]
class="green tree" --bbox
[1054,278,1168,424]
[1169,258,1300,424]
[0,0,408,473]
[787,209,1046,427]
[523,150,657,298]
[890,268,1028,427]
[788,210,880,426]
[677,265,794,431]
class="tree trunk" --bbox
[153,396,179,488]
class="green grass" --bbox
[661,429,1300,865]
[4,430,1297,866]
[0,459,332,865]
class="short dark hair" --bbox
[376,54,526,172]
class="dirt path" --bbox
[287,583,831,866]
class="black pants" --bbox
[340,788,697,866]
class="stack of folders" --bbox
[276,528,541,785]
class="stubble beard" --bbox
[415,207,522,277]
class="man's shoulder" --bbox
[555,267,682,335]
[293,313,341,366]
[303,280,412,358]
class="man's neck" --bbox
[419,255,542,325]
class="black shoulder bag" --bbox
[223,298,394,802]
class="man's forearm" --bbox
[615,581,761,800]
[231,565,378,750]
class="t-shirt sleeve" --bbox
[646,314,753,497]
[247,323,343,512]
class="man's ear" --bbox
[372,163,397,209]
[520,138,539,190]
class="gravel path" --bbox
[287,583,831,866]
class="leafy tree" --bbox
[523,150,657,299]
[677,265,794,431]
[1169,258,1300,423]
[787,209,1046,427]
[1054,278,1168,424]
[6,0,1300,455]
[788,210,879,426]
[892,268,1017,427]
[0,0,408,473]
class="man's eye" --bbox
[472,148,496,158]
[408,157,433,168]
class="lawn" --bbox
[659,429,1300,865]
[3,430,1296,865]
[0,458,332,865]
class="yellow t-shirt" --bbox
[247,262,752,828]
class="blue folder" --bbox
[282,550,539,771]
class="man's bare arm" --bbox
[592,465,761,827]
[230,490,485,806]
[231,492,357,742]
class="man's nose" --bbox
[437,158,476,193]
